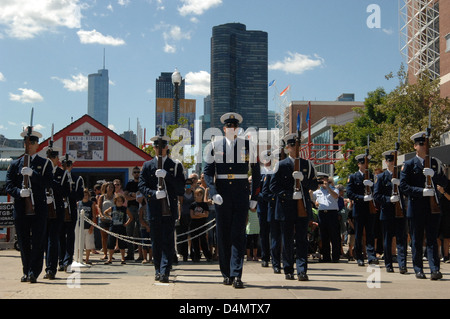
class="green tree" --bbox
[333,65,450,184]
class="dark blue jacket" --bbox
[269,157,318,222]
[399,156,448,218]
[373,170,405,220]
[346,170,374,218]
[203,136,260,201]
[139,156,185,220]
[6,155,53,218]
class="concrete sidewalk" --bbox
[1,248,449,300]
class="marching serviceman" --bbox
[373,150,407,274]
[269,133,318,281]
[138,133,185,283]
[261,149,282,274]
[6,126,53,283]
[58,154,84,272]
[257,150,272,268]
[43,145,70,279]
[203,112,261,288]
[400,132,448,280]
[346,154,379,266]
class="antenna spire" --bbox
[103,48,105,69]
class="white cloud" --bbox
[118,0,130,6]
[382,28,393,35]
[52,73,88,92]
[0,0,82,39]
[9,88,44,104]
[0,72,5,81]
[77,29,125,46]
[269,52,325,75]
[185,71,210,96]
[157,24,191,53]
[178,0,222,16]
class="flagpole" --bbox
[307,101,311,159]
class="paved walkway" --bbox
[1,248,449,301]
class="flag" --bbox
[280,85,290,96]
[268,79,276,87]
[306,101,310,125]
[297,111,300,132]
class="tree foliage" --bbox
[333,65,450,184]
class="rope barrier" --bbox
[82,215,216,248]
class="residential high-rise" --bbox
[87,68,109,126]
[210,23,268,129]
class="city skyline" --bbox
[0,1,403,142]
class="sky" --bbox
[0,0,404,143]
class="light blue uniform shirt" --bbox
[313,186,339,211]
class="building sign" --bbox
[0,202,14,227]
[67,136,104,161]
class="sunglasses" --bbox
[132,171,140,174]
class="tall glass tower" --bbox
[87,68,109,126]
[210,23,268,129]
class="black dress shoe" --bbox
[159,274,169,283]
[369,259,379,265]
[232,278,244,288]
[155,273,161,281]
[261,261,269,267]
[20,275,28,283]
[399,267,407,274]
[29,275,37,283]
[273,267,281,274]
[430,271,443,281]
[223,277,232,285]
[386,266,394,273]
[285,273,295,280]
[357,260,365,266]
[298,272,309,281]
[44,271,55,280]
[415,271,426,279]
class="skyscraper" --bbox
[87,68,109,126]
[210,23,268,129]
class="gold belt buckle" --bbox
[228,174,235,179]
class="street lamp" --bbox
[172,68,182,125]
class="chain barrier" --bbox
[82,216,216,248]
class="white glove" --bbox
[64,201,69,208]
[391,178,400,186]
[293,191,303,200]
[21,167,33,177]
[249,200,257,209]
[292,171,304,181]
[212,194,223,205]
[156,190,166,199]
[423,188,435,197]
[390,195,399,203]
[20,189,31,197]
[364,194,373,202]
[156,169,167,178]
[46,196,53,204]
[423,168,434,177]
[363,179,373,187]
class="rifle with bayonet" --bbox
[294,111,308,218]
[424,109,441,214]
[158,128,172,217]
[393,128,404,218]
[46,124,57,219]
[365,135,377,214]
[23,108,35,216]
